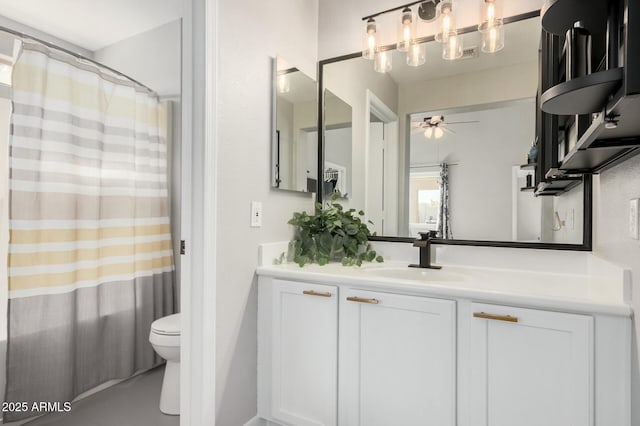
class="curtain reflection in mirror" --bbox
[437,163,452,239]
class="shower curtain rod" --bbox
[0,25,155,93]
[410,162,460,168]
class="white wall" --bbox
[325,127,353,196]
[409,99,534,241]
[216,0,319,424]
[593,155,640,424]
[397,61,538,235]
[323,57,398,214]
[0,14,94,58]
[94,19,181,97]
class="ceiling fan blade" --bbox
[446,120,480,125]
[411,127,424,134]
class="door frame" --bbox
[365,90,399,236]
[180,0,217,424]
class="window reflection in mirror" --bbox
[321,16,588,245]
[272,57,317,193]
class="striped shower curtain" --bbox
[4,42,175,421]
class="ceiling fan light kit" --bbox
[414,115,480,139]
[362,0,505,73]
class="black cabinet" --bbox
[535,0,640,191]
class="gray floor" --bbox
[23,367,179,426]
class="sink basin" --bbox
[362,266,468,282]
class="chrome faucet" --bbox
[409,231,442,269]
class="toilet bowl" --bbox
[149,313,180,415]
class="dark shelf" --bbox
[535,177,582,196]
[557,92,640,172]
[541,0,608,35]
[520,186,536,192]
[520,163,537,170]
[540,68,623,115]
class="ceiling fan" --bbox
[411,115,479,139]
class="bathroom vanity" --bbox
[256,243,631,426]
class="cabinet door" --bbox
[271,279,338,426]
[467,303,593,426]
[339,289,456,426]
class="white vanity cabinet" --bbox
[257,271,631,426]
[339,288,456,426]
[461,302,593,426]
[258,278,338,426]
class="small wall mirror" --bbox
[322,90,353,198]
[320,14,592,249]
[272,57,318,193]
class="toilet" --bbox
[149,313,181,415]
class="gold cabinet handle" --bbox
[473,312,518,323]
[303,290,332,298]
[346,296,380,304]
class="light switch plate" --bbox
[251,201,263,227]
[630,199,639,240]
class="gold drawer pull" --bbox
[303,290,332,298]
[347,296,380,304]
[473,312,518,323]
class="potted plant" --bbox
[285,194,383,267]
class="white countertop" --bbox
[256,260,632,317]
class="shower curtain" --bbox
[437,163,452,239]
[4,42,175,421]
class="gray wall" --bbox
[594,155,640,424]
[216,0,319,424]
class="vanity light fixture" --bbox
[407,40,426,66]
[362,0,505,70]
[374,49,393,73]
[363,18,378,60]
[479,0,502,31]
[397,7,416,52]
[277,73,290,93]
[478,0,504,52]
[481,25,504,53]
[435,1,455,43]
[443,32,463,60]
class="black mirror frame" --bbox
[316,9,593,252]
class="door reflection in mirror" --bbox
[272,56,317,193]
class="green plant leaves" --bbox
[288,199,382,267]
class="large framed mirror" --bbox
[319,11,592,250]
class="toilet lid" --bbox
[151,313,180,335]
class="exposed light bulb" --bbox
[363,18,377,60]
[490,27,497,51]
[487,2,495,26]
[443,32,462,60]
[397,7,415,52]
[435,2,455,43]
[479,0,503,33]
[407,41,426,67]
[374,50,392,73]
[435,127,444,139]
[481,22,504,52]
[425,127,434,138]
[277,74,290,93]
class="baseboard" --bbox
[244,416,281,426]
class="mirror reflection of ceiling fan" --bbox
[411,115,480,139]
